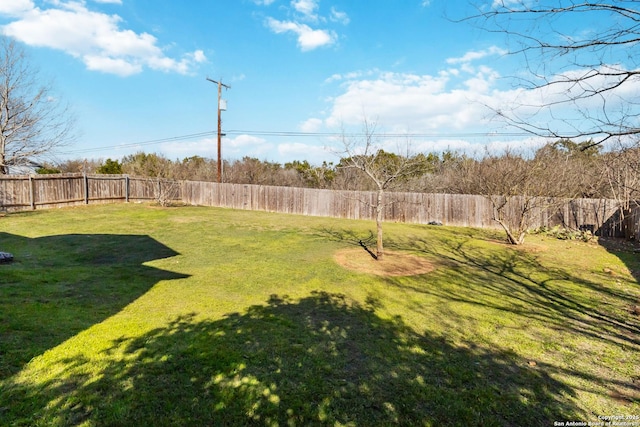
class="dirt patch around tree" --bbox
[333,247,436,277]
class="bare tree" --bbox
[0,37,75,174]
[338,119,426,260]
[223,157,290,186]
[599,145,640,239]
[459,148,581,245]
[464,1,640,147]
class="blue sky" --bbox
[0,0,603,164]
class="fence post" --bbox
[83,173,89,204]
[125,175,130,203]
[29,175,35,210]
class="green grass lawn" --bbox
[0,203,638,426]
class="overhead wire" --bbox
[60,131,218,155]
[59,128,536,156]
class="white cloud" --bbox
[264,1,347,52]
[226,134,275,158]
[323,71,482,130]
[291,0,319,20]
[300,118,323,132]
[0,0,34,16]
[0,0,206,76]
[329,7,349,25]
[160,134,332,164]
[232,73,246,82]
[84,55,141,76]
[500,64,640,137]
[411,138,474,153]
[491,0,527,8]
[446,46,507,64]
[253,0,276,5]
[311,58,640,158]
[325,73,343,83]
[159,134,275,160]
[227,134,269,149]
[266,18,336,51]
[306,65,530,156]
[409,136,545,156]
[190,50,207,63]
[93,0,122,4]
[160,138,218,159]
[324,70,373,83]
[277,142,331,163]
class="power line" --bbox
[225,130,534,138]
[59,131,217,155]
[59,129,538,156]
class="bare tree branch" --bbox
[462,1,640,145]
[0,36,75,174]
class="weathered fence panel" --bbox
[180,181,625,236]
[0,173,630,236]
[87,175,125,203]
[0,174,182,210]
[33,175,85,209]
[0,176,31,209]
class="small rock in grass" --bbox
[0,252,14,263]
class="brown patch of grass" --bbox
[333,247,436,277]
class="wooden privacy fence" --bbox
[0,173,629,237]
[181,181,625,236]
[0,174,179,210]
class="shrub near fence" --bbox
[0,173,629,237]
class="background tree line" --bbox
[36,139,640,203]
[28,138,640,247]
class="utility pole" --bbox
[206,77,231,183]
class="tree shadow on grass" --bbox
[0,232,188,381]
[3,292,582,426]
[391,233,640,346]
[597,235,640,292]
[385,232,640,406]
[318,226,380,259]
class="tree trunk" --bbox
[376,188,384,260]
[0,152,6,175]
[492,197,527,245]
[495,217,525,245]
[622,208,635,240]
